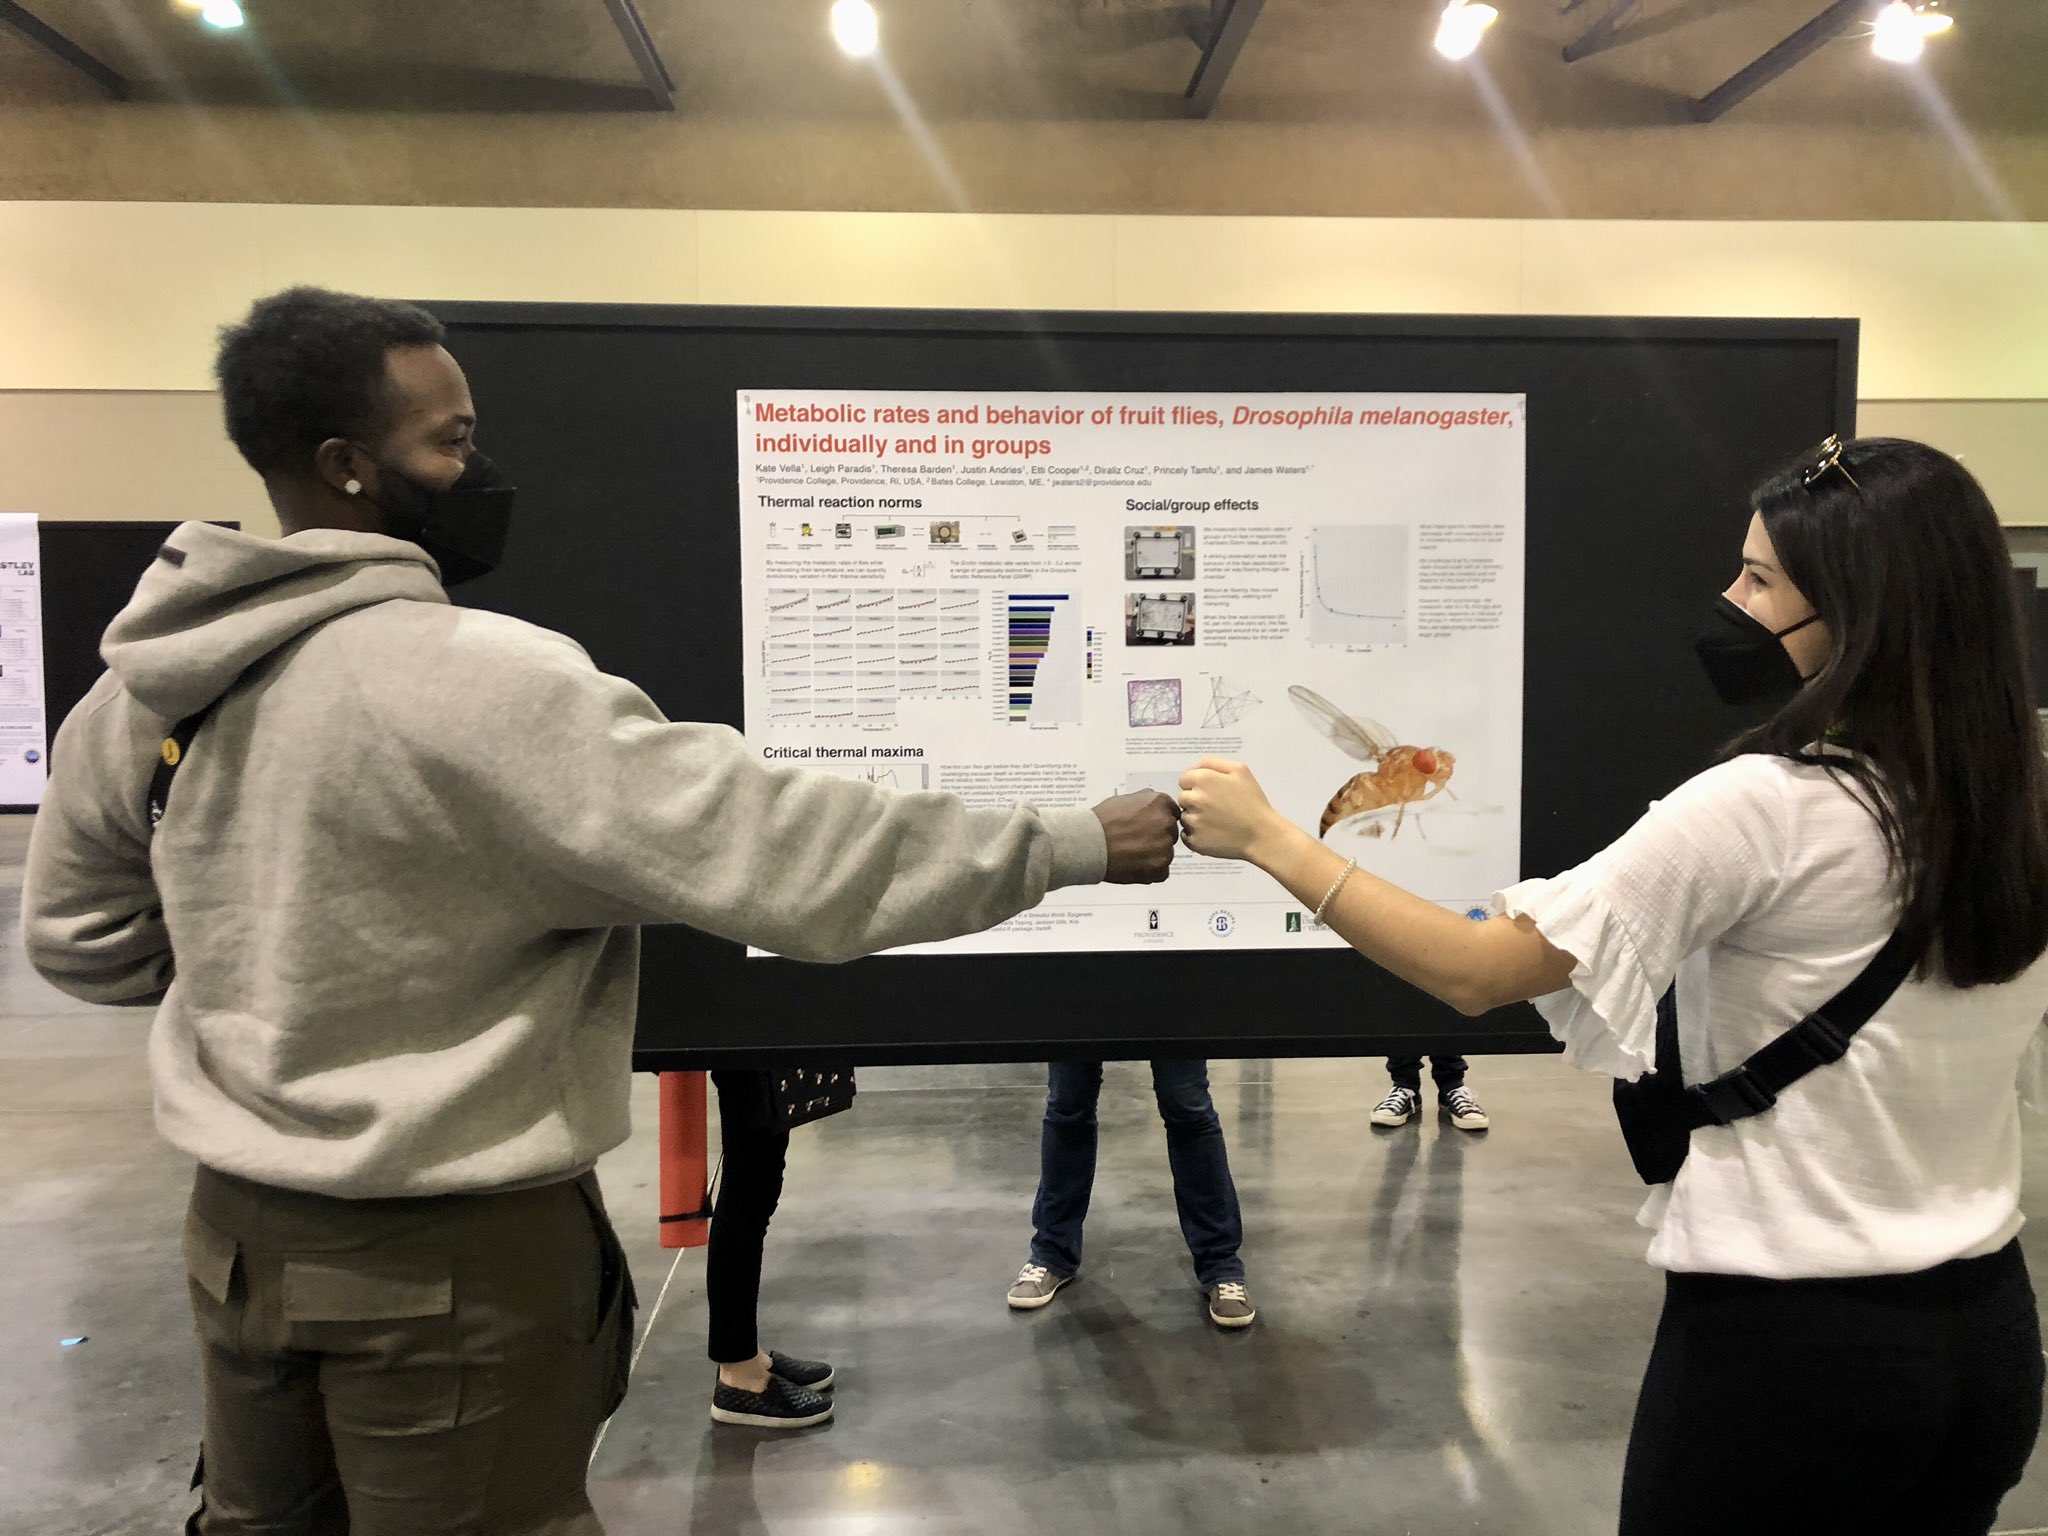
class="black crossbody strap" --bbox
[1679,927,1919,1130]
[140,570,372,836]
[146,702,221,835]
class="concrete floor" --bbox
[8,814,2048,1536]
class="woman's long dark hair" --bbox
[1732,437,2048,987]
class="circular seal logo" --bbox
[23,749,39,764]
[1208,911,1236,937]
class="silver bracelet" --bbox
[1311,857,1359,928]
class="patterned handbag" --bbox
[769,1064,856,1130]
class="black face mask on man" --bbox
[1691,594,1820,707]
[355,450,516,587]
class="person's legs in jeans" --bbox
[1386,1056,1424,1095]
[1029,1061,1105,1277]
[1429,1056,1469,1096]
[707,1072,791,1384]
[1148,1059,1245,1287]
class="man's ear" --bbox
[313,437,369,497]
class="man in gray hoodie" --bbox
[23,286,1179,1535]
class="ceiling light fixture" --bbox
[1434,0,1498,61]
[1872,1,1952,63]
[199,0,244,28]
[830,0,879,58]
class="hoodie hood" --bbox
[102,522,449,721]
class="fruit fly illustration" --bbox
[1288,685,1456,839]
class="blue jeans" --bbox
[1388,1055,1467,1095]
[1028,1059,1246,1287]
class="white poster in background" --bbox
[0,513,47,807]
[736,390,1525,956]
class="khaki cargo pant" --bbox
[181,1166,636,1536]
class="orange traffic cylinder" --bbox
[657,1070,711,1249]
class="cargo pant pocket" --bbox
[290,1257,463,1437]
[575,1181,637,1419]
[183,1209,240,1308]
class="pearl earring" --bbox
[344,479,362,495]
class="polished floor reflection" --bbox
[7,815,2048,1535]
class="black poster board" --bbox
[2014,568,2048,711]
[8,520,238,814]
[431,305,1857,1069]
[2034,588,2048,709]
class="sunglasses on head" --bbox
[1803,434,1861,492]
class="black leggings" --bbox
[1620,1240,2044,1536]
[706,1071,790,1366]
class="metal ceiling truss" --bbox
[1691,0,1872,123]
[0,0,127,100]
[0,0,1908,129]
[600,0,675,111]
[1183,0,1266,118]
[1561,0,1883,123]
[1561,0,1642,62]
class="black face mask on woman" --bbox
[361,450,517,587]
[1691,595,1819,707]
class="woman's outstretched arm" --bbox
[1179,757,1576,1016]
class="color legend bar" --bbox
[1007,592,1068,722]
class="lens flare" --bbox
[831,0,879,57]
[1872,2,1951,63]
[1434,2,1499,61]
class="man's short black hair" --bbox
[215,286,447,477]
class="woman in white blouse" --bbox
[1180,436,2048,1535]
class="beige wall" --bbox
[3,203,2044,527]
[0,391,273,536]
[5,205,2047,396]
[1858,401,2048,526]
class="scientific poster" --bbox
[737,391,1524,955]
[0,512,46,808]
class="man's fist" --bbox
[1092,791,1181,885]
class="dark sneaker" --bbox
[1206,1279,1258,1329]
[710,1374,834,1430]
[1007,1262,1075,1311]
[1441,1086,1490,1132]
[769,1350,835,1392]
[1371,1086,1422,1127]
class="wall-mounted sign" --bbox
[0,513,47,808]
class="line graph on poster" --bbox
[1201,675,1262,730]
[1309,525,1409,648]
[809,760,933,793]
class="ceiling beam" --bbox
[0,0,127,100]
[1561,0,1642,63]
[600,0,675,112]
[1694,0,1870,123]
[1183,0,1265,119]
